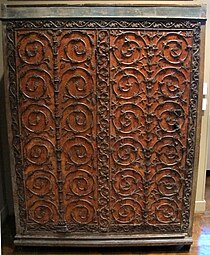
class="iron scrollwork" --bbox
[6,19,201,235]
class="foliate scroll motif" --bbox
[58,30,98,231]
[110,31,146,228]
[61,103,93,134]
[15,30,60,228]
[110,29,195,231]
[21,104,54,136]
[19,69,53,103]
[17,32,53,66]
[8,20,200,235]
[96,30,110,231]
[147,31,193,228]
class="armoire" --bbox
[0,1,207,248]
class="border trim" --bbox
[14,235,193,247]
[0,4,207,20]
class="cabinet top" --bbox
[0,3,207,20]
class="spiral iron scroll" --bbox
[7,20,200,234]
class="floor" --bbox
[2,176,210,255]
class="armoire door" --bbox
[4,16,203,246]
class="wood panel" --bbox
[5,18,202,246]
[109,29,193,232]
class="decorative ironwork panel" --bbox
[58,29,98,232]
[6,19,201,236]
[15,30,60,231]
[109,29,193,233]
[96,30,111,232]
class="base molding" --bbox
[14,235,193,247]
[195,200,206,213]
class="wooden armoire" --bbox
[1,3,206,247]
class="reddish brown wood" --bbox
[5,19,203,246]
